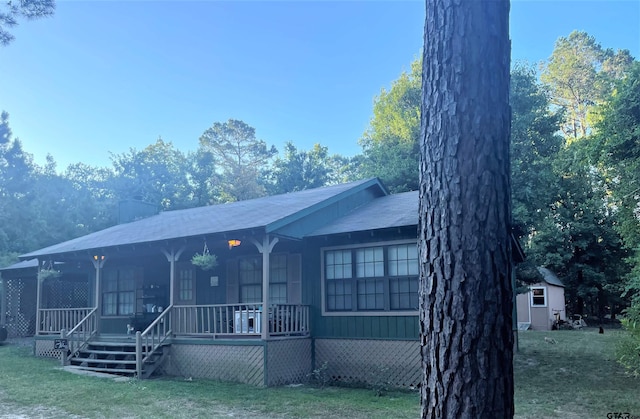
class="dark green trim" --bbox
[265,178,386,235]
[312,336,418,342]
[263,341,268,386]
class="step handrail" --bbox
[61,307,98,364]
[135,305,173,378]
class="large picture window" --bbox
[323,241,419,314]
[103,268,135,316]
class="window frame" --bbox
[321,239,419,317]
[102,268,136,317]
[530,286,547,307]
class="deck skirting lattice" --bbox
[166,343,265,386]
[314,338,420,388]
[266,339,312,386]
[35,339,61,359]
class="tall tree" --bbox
[267,142,335,195]
[0,0,55,46]
[527,143,627,316]
[199,119,276,202]
[592,61,640,327]
[419,0,513,417]
[510,65,563,238]
[541,31,633,141]
[110,137,192,210]
[359,59,421,193]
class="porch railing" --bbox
[172,304,309,338]
[136,305,173,379]
[38,307,94,335]
[61,307,97,363]
[269,304,310,336]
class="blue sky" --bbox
[1,0,639,170]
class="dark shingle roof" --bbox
[0,258,38,272]
[20,179,383,259]
[308,190,418,236]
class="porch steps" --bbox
[69,339,169,379]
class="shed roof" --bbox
[537,267,565,288]
[308,191,418,236]
[20,178,385,259]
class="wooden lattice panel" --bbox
[43,278,89,309]
[266,339,312,386]
[314,339,421,388]
[35,339,61,359]
[166,343,265,386]
[5,279,37,338]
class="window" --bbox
[323,242,419,313]
[388,244,419,310]
[237,254,294,304]
[239,256,262,303]
[103,268,135,316]
[178,268,194,302]
[356,247,384,277]
[531,287,546,307]
[269,254,287,304]
[325,249,352,279]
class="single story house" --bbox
[2,178,424,387]
[516,267,566,330]
[1,177,520,387]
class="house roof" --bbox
[308,191,418,236]
[0,258,38,272]
[19,178,386,259]
[537,267,565,288]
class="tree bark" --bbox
[419,1,513,418]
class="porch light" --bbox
[228,239,241,249]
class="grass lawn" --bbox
[514,328,640,419]
[0,329,637,418]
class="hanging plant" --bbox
[191,242,218,271]
[38,261,61,281]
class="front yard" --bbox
[0,329,638,418]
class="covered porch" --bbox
[32,232,311,385]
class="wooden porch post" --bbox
[35,260,42,335]
[162,247,185,306]
[0,273,6,327]
[253,235,279,340]
[92,255,106,335]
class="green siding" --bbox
[302,230,420,340]
[273,187,383,239]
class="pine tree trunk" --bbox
[418,1,513,417]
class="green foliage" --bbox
[199,119,277,202]
[36,268,60,281]
[191,252,218,271]
[308,361,331,389]
[0,0,55,46]
[367,365,391,397]
[358,58,421,193]
[267,142,336,195]
[592,61,640,250]
[110,137,194,210]
[541,31,633,140]
[510,65,564,239]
